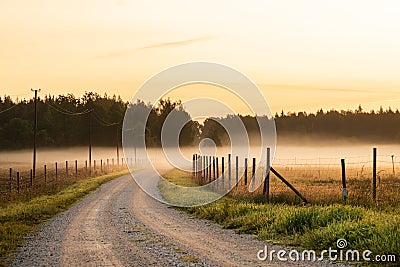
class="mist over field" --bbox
[2,142,399,169]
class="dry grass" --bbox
[222,165,400,210]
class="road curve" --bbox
[11,173,343,266]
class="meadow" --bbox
[162,164,400,265]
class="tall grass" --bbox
[187,199,399,261]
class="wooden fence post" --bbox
[55,162,58,181]
[270,167,309,204]
[264,148,271,202]
[244,158,248,185]
[198,155,201,179]
[209,156,212,181]
[30,169,33,187]
[228,154,231,185]
[85,160,88,174]
[75,160,78,179]
[372,147,377,203]
[213,156,216,180]
[66,161,68,178]
[9,168,12,192]
[235,156,239,186]
[341,158,348,205]
[205,156,207,180]
[17,172,20,193]
[216,157,219,178]
[192,154,195,178]
[221,157,225,190]
[44,165,47,184]
[101,159,103,173]
[391,155,395,177]
[252,158,256,184]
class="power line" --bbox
[45,102,92,116]
[92,112,119,127]
[0,105,17,114]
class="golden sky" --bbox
[1,0,400,115]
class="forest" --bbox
[0,92,399,150]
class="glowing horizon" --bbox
[1,0,399,115]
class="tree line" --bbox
[0,93,399,150]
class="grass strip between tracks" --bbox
[0,170,129,263]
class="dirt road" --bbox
[12,173,343,266]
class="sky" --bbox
[1,0,400,116]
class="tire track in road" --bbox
[131,171,292,266]
[12,173,346,266]
[60,176,153,266]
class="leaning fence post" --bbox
[372,147,377,203]
[44,165,47,184]
[264,148,271,202]
[341,158,348,205]
[17,172,20,193]
[9,168,12,192]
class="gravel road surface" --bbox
[11,173,347,266]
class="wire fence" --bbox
[193,150,400,207]
[0,157,135,201]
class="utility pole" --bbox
[88,110,92,173]
[31,88,40,180]
[116,124,120,166]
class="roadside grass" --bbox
[187,199,399,260]
[161,169,400,264]
[0,170,129,263]
[159,169,221,207]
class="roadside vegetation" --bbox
[161,169,399,265]
[159,169,221,207]
[0,170,128,264]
